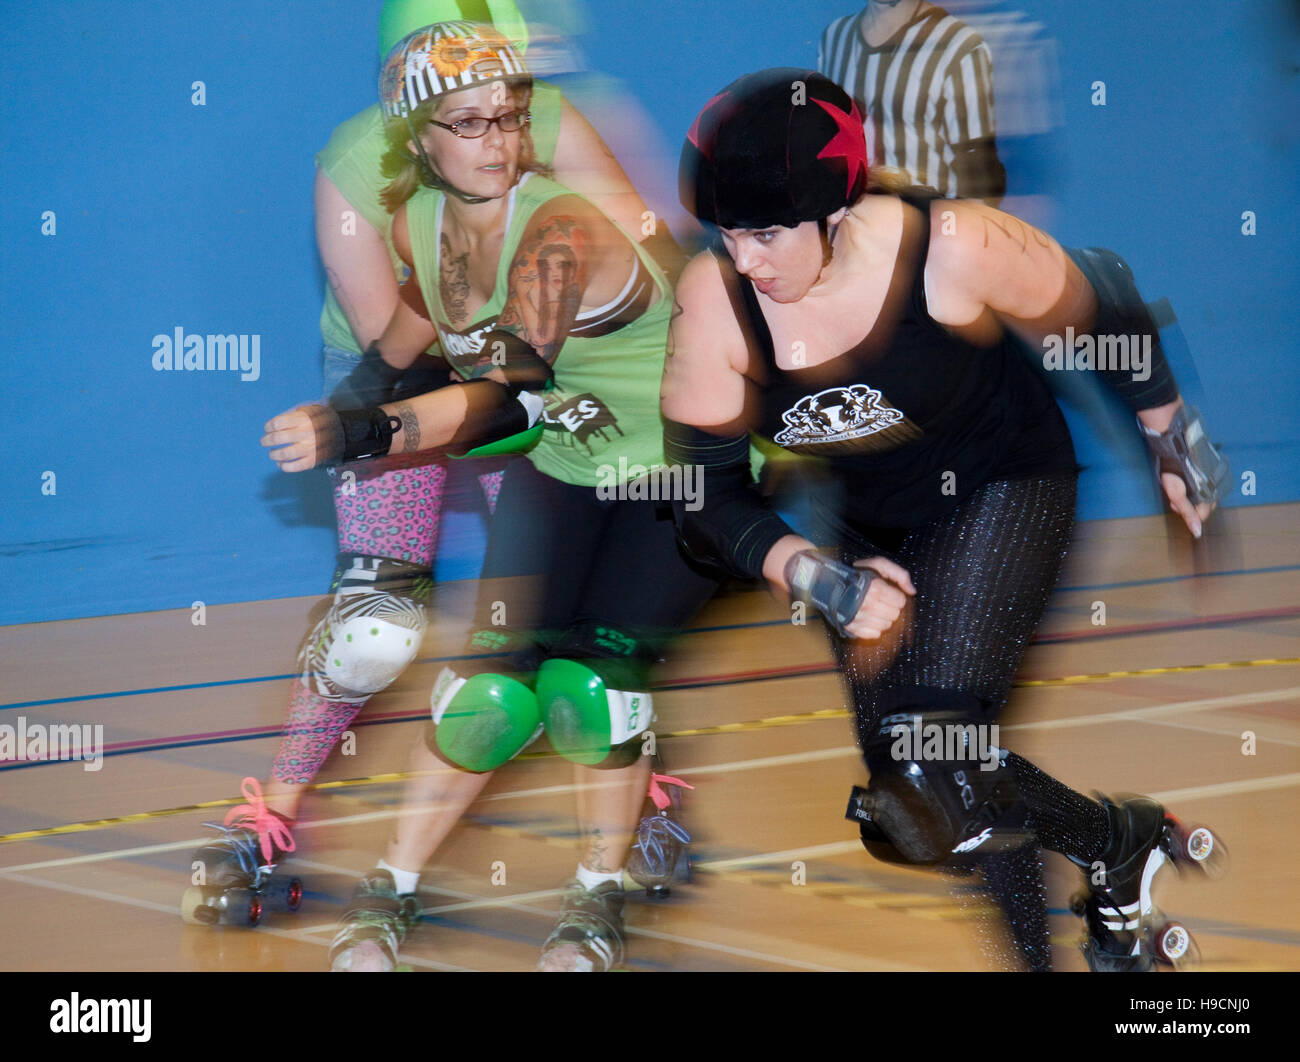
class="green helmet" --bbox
[378,0,529,56]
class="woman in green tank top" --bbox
[263,21,717,973]
[199,3,686,943]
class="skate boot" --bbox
[537,880,627,972]
[329,869,422,972]
[181,777,301,927]
[626,772,693,899]
[1069,794,1224,971]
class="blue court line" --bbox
[1056,562,1300,594]
[6,561,1298,714]
[0,713,422,772]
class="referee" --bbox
[819,0,1006,201]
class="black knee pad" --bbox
[848,690,1024,865]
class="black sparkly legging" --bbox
[822,473,1110,970]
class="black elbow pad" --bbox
[1066,246,1180,410]
[663,419,794,580]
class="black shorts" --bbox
[472,457,720,676]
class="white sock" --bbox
[576,863,623,891]
[378,859,419,896]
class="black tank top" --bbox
[723,193,1076,530]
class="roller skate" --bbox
[329,869,422,972]
[537,880,626,972]
[626,772,694,899]
[181,778,301,927]
[1069,794,1224,971]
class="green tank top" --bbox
[406,173,671,487]
[315,80,563,355]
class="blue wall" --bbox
[2,1,1297,624]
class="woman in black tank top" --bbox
[664,69,1224,972]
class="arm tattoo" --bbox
[499,214,588,363]
[665,299,684,358]
[393,401,421,453]
[439,232,472,328]
[325,266,359,325]
[979,209,1051,253]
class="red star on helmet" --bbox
[813,96,869,200]
[687,90,733,155]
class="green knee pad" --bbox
[430,667,542,773]
[535,659,653,767]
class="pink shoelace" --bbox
[224,777,296,865]
[647,772,694,811]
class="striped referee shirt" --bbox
[819,5,1003,199]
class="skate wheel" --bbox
[1175,823,1227,878]
[1155,922,1197,967]
[644,884,671,900]
[264,876,304,913]
[220,887,263,927]
[181,886,221,926]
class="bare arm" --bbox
[314,169,401,349]
[661,254,805,585]
[551,100,651,241]
[261,384,475,472]
[928,199,1209,532]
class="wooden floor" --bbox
[2,504,1297,972]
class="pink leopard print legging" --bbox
[270,462,503,787]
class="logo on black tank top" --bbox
[774,383,918,451]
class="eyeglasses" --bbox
[429,110,531,139]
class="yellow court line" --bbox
[1015,657,1300,686]
[2,657,1295,845]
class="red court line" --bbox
[7,604,1298,765]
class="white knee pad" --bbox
[300,584,427,701]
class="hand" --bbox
[1160,472,1214,539]
[262,405,331,473]
[843,557,916,640]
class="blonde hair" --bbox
[865,165,916,196]
[380,82,545,213]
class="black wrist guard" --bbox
[784,550,875,638]
[329,342,404,411]
[1140,404,1229,507]
[310,403,401,465]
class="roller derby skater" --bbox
[264,21,716,972]
[197,0,688,930]
[668,69,1230,971]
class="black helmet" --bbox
[680,68,869,230]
